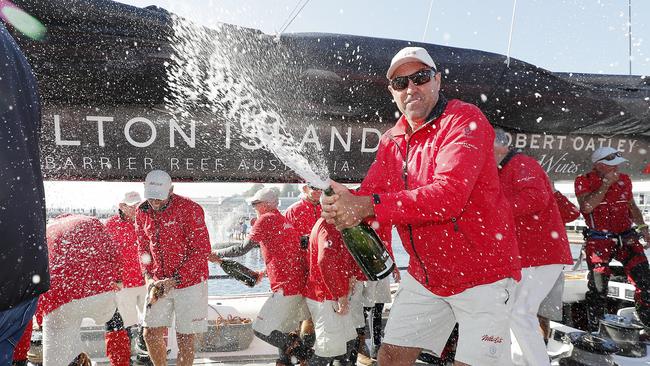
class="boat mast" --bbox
[506,0,518,68]
[628,0,632,75]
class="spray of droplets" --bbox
[164,17,329,189]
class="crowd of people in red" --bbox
[3,20,650,366]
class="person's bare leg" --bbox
[377,343,421,366]
[176,332,196,366]
[143,327,167,366]
[538,315,551,343]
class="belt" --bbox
[583,227,639,246]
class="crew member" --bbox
[575,147,650,330]
[136,170,211,366]
[210,187,310,366]
[322,46,521,366]
[105,191,146,365]
[494,129,572,365]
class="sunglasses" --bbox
[390,69,436,91]
[597,152,622,162]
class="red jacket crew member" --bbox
[136,170,211,366]
[494,129,572,366]
[40,214,120,366]
[210,187,309,366]
[575,147,650,331]
[322,47,521,366]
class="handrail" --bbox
[208,266,409,281]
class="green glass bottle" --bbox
[324,187,395,280]
[220,259,259,287]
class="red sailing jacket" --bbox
[39,214,120,315]
[499,153,573,268]
[135,194,211,289]
[284,198,322,236]
[361,98,521,296]
[304,218,357,302]
[575,171,634,233]
[554,191,580,224]
[249,209,308,296]
[106,214,146,288]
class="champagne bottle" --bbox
[220,259,259,287]
[146,284,164,309]
[324,187,395,281]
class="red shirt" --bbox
[304,218,356,302]
[499,153,573,268]
[360,99,521,296]
[105,214,145,288]
[249,209,307,296]
[554,191,580,224]
[284,198,322,236]
[575,171,634,233]
[136,194,211,289]
[39,214,120,315]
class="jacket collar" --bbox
[389,93,448,137]
[498,148,521,169]
[139,194,174,213]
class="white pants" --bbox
[510,264,563,366]
[143,281,208,334]
[306,298,356,357]
[383,272,514,366]
[253,290,309,336]
[43,292,117,366]
[115,285,146,327]
[348,281,366,329]
[362,278,391,307]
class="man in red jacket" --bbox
[40,214,120,366]
[304,218,359,366]
[136,170,211,366]
[285,184,322,248]
[575,147,650,331]
[284,184,322,358]
[210,187,310,366]
[493,129,573,365]
[105,191,146,366]
[322,46,521,366]
[537,189,580,344]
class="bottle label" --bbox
[375,256,394,279]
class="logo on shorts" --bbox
[481,335,504,344]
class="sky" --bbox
[114,0,650,76]
[45,0,650,208]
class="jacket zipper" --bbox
[154,211,165,278]
[403,138,430,285]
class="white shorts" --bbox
[253,290,309,336]
[383,272,514,366]
[349,281,366,329]
[538,271,564,321]
[43,291,117,366]
[362,278,392,307]
[510,264,563,366]
[116,285,147,327]
[143,281,208,334]
[306,298,357,358]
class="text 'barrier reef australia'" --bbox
[323,187,395,281]
[3,0,650,183]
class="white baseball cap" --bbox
[386,47,437,79]
[246,187,280,206]
[591,147,628,166]
[143,170,172,200]
[120,191,142,205]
